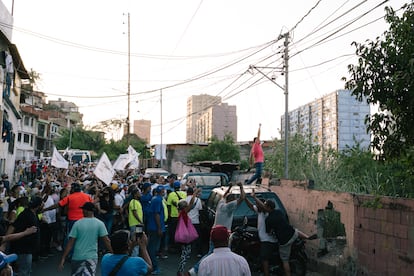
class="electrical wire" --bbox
[290,0,389,59]
[0,21,275,61]
[290,0,324,32]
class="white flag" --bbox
[127,145,140,169]
[112,154,130,171]
[51,146,69,169]
[94,152,115,185]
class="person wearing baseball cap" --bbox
[198,225,251,276]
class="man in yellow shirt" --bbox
[128,189,143,257]
[166,181,186,252]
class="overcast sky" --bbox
[3,0,408,144]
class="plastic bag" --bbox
[174,211,199,244]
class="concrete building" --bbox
[196,103,237,143]
[281,89,370,151]
[0,1,31,177]
[186,94,221,143]
[133,119,151,143]
[48,98,83,127]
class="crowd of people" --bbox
[0,124,313,276]
[0,161,221,275]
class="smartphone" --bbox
[135,225,144,238]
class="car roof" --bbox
[145,168,169,173]
[211,185,271,194]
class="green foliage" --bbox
[99,133,147,161]
[187,134,240,163]
[53,127,105,152]
[344,3,414,160]
[265,134,414,198]
[53,127,148,162]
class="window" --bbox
[38,124,45,137]
[17,133,21,142]
[23,134,30,144]
[24,117,29,126]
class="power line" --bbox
[291,0,390,59]
[290,0,324,32]
[0,21,274,61]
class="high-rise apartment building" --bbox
[186,94,221,143]
[196,103,237,143]
[186,95,237,143]
[281,89,370,151]
[133,119,151,143]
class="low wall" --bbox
[267,179,414,275]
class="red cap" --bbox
[210,225,230,242]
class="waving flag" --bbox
[51,146,69,169]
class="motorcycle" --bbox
[230,221,308,276]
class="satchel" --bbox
[174,211,199,244]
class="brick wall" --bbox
[268,179,414,275]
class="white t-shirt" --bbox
[43,195,57,224]
[185,195,203,224]
[253,205,277,243]
[214,199,237,230]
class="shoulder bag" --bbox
[109,255,128,276]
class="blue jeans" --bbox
[129,225,140,257]
[246,162,264,184]
[148,230,162,272]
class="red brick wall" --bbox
[268,179,414,275]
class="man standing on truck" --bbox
[245,124,264,185]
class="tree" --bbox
[53,127,105,154]
[99,133,147,161]
[187,134,240,163]
[344,3,414,160]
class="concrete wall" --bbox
[268,179,414,275]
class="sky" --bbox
[2,0,409,144]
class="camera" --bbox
[135,225,144,238]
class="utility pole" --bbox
[248,32,290,179]
[160,89,163,168]
[127,12,131,145]
[283,33,289,179]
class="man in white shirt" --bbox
[244,189,278,276]
[198,225,251,276]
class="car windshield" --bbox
[233,193,286,218]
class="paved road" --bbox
[31,248,203,276]
[30,248,321,276]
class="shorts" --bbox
[279,229,298,262]
[260,241,277,260]
[71,259,98,276]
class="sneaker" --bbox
[151,269,161,275]
[161,255,169,259]
[56,245,63,252]
[196,254,202,258]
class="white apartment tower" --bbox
[186,94,221,143]
[281,89,370,151]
